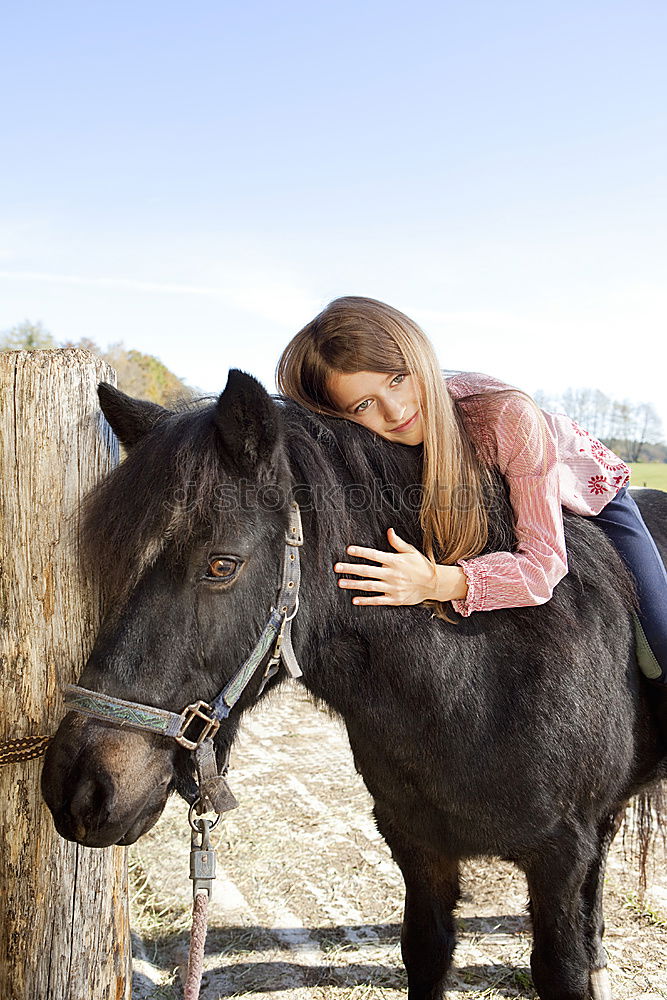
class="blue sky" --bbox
[1,1,665,436]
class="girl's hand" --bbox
[333,528,467,606]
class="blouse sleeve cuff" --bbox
[451,558,489,617]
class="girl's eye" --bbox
[205,556,240,581]
[353,375,408,414]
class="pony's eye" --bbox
[205,557,240,581]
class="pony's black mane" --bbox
[278,397,427,557]
[80,393,437,605]
[80,398,227,607]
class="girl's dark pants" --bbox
[588,485,667,683]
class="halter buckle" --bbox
[175,701,220,751]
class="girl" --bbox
[276,295,667,685]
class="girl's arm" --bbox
[451,396,568,617]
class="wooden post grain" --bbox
[0,349,131,1000]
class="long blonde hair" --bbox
[276,296,531,618]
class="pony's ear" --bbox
[214,369,280,473]
[97,383,170,449]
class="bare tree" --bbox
[589,390,612,440]
[628,403,663,462]
[533,389,555,412]
[535,387,664,459]
[0,320,56,351]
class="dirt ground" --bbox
[130,685,667,1000]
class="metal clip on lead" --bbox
[189,816,217,898]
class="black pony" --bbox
[42,370,667,1000]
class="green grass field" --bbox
[629,463,667,491]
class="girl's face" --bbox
[326,370,424,445]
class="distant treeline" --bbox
[0,320,193,406]
[534,386,665,463]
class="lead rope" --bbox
[185,890,209,1000]
[184,806,220,999]
[0,736,51,766]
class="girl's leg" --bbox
[589,486,667,683]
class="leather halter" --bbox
[63,501,304,813]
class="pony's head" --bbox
[42,370,294,846]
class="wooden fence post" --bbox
[0,349,131,1000]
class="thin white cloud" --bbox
[0,269,320,329]
[0,269,237,297]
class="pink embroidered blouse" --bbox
[445,373,630,617]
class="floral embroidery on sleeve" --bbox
[588,475,609,495]
[589,438,630,474]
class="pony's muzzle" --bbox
[41,713,174,847]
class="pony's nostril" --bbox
[68,774,115,832]
[72,817,88,842]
